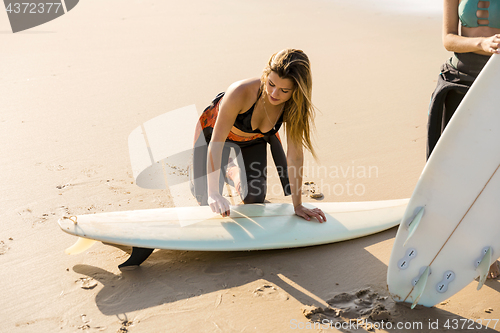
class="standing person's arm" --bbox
[442,0,500,54]
[286,138,326,223]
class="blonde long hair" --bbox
[261,49,317,158]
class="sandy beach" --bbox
[2,0,499,332]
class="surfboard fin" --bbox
[65,237,97,255]
[411,266,431,309]
[118,247,154,270]
[404,206,425,247]
[476,247,492,290]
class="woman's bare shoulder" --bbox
[225,78,261,104]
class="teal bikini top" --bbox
[459,0,500,29]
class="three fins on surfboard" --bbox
[399,206,495,308]
[64,237,154,269]
[407,247,493,309]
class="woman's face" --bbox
[265,71,294,106]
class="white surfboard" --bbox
[59,199,408,254]
[387,54,500,308]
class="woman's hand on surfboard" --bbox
[208,193,231,217]
[294,205,327,223]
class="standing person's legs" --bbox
[441,90,466,132]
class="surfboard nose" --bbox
[58,216,78,233]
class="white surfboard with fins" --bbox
[387,54,500,308]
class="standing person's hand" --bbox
[481,34,500,54]
[208,192,231,217]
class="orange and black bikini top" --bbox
[232,91,284,136]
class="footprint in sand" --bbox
[253,284,289,301]
[81,167,98,177]
[302,288,392,325]
[17,208,50,225]
[76,277,98,290]
[248,265,264,277]
[303,181,323,199]
[47,164,65,171]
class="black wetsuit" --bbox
[427,52,490,159]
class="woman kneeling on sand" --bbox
[119,49,326,269]
[191,48,326,223]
